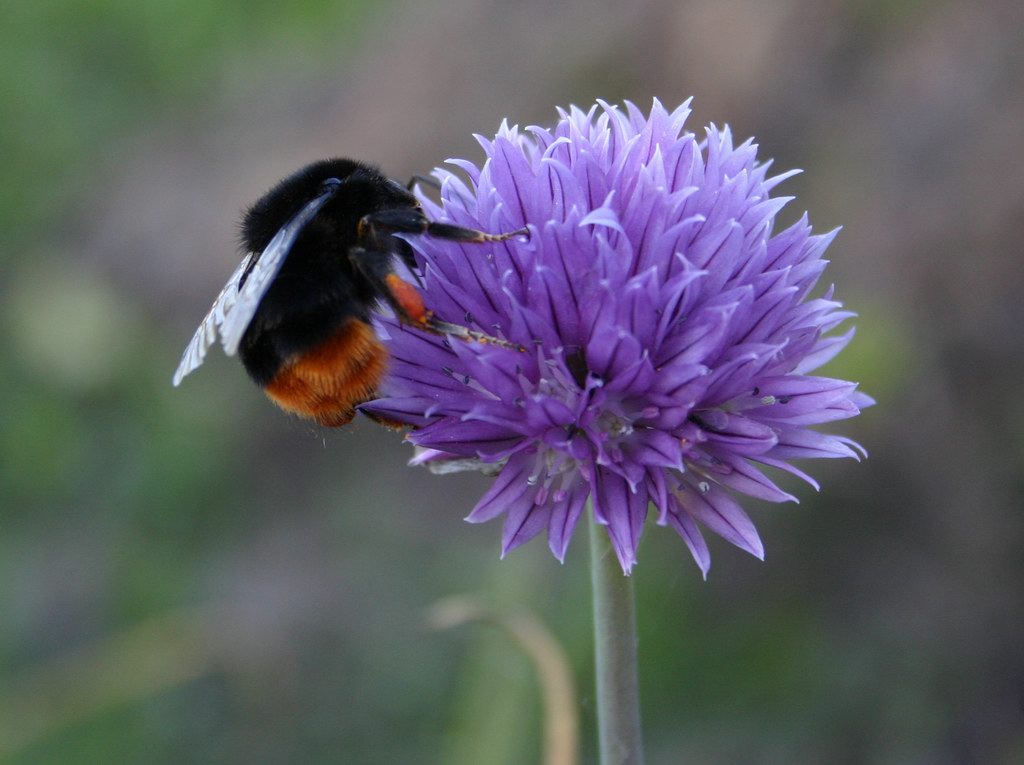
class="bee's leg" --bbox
[348,246,524,352]
[359,209,529,245]
[393,237,423,287]
[348,246,425,326]
[426,220,530,243]
[422,316,525,351]
[406,174,441,192]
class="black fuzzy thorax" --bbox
[236,158,418,385]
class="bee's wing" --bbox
[172,256,250,386]
[217,185,339,356]
[172,182,340,386]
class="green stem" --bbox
[589,518,644,765]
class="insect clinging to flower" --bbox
[174,100,871,575]
[172,158,527,427]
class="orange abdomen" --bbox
[264,319,388,427]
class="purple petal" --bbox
[412,418,526,458]
[359,397,435,427]
[592,468,649,573]
[579,203,623,233]
[625,429,685,470]
[851,391,876,409]
[753,456,821,491]
[702,342,785,405]
[690,410,779,456]
[655,301,738,367]
[466,451,537,523]
[547,476,589,562]
[767,428,861,460]
[501,493,551,556]
[743,375,858,419]
[665,499,712,578]
[526,263,582,345]
[491,136,537,226]
[699,450,798,503]
[755,398,862,426]
[676,481,764,560]
[586,323,644,381]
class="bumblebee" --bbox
[173,158,526,426]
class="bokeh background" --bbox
[2,0,1023,762]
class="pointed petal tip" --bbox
[610,543,637,575]
[548,536,568,563]
[852,390,877,409]
[689,545,711,579]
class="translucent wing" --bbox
[172,180,340,386]
[172,256,250,386]
[217,183,339,356]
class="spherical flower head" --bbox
[363,99,872,576]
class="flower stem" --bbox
[588,518,644,765]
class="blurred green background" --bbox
[2,0,1022,762]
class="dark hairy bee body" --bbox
[173,157,526,427]
[237,159,412,386]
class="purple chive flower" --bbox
[363,99,872,575]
